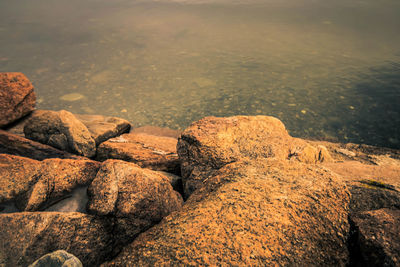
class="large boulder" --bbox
[350,208,400,266]
[0,154,100,211]
[102,160,350,266]
[0,72,36,127]
[0,212,114,266]
[87,160,183,244]
[24,110,96,157]
[0,130,83,160]
[97,133,180,174]
[74,114,131,145]
[28,250,83,267]
[177,116,330,197]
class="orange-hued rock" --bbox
[0,73,36,127]
[0,130,83,160]
[0,212,114,266]
[24,110,96,157]
[0,154,41,203]
[97,133,180,174]
[74,114,131,145]
[0,154,100,211]
[350,208,400,266]
[103,160,350,266]
[87,160,183,244]
[177,116,331,197]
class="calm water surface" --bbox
[0,0,399,148]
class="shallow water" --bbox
[1,0,399,148]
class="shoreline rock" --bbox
[24,110,97,157]
[0,72,36,128]
[97,132,180,175]
[0,73,399,267]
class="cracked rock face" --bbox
[87,160,183,244]
[96,133,180,174]
[0,72,36,127]
[350,208,400,266]
[102,160,350,266]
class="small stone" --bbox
[301,109,307,114]
[121,109,127,113]
[59,93,85,102]
[28,250,83,267]
[349,106,355,110]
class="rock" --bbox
[0,154,100,211]
[28,250,83,267]
[74,114,131,145]
[0,154,41,204]
[0,130,83,160]
[323,160,400,191]
[102,160,350,266]
[44,186,89,213]
[348,185,400,213]
[24,110,96,157]
[96,133,180,174]
[0,72,36,127]
[0,212,114,266]
[131,125,181,139]
[177,116,328,197]
[157,171,184,194]
[87,160,183,244]
[350,208,400,266]
[322,159,400,213]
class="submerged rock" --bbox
[0,72,36,127]
[0,212,114,266]
[28,250,83,267]
[24,110,96,157]
[59,93,85,102]
[131,125,181,139]
[97,133,180,174]
[74,114,131,146]
[350,208,400,266]
[87,160,183,244]
[102,160,350,266]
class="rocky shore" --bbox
[0,72,399,266]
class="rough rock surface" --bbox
[74,114,131,145]
[0,212,114,266]
[316,142,400,213]
[0,130,82,160]
[87,160,183,244]
[0,154,41,204]
[0,72,36,127]
[103,160,350,266]
[28,250,83,267]
[177,116,330,197]
[0,154,100,211]
[350,208,400,266]
[97,133,180,174]
[24,110,96,157]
